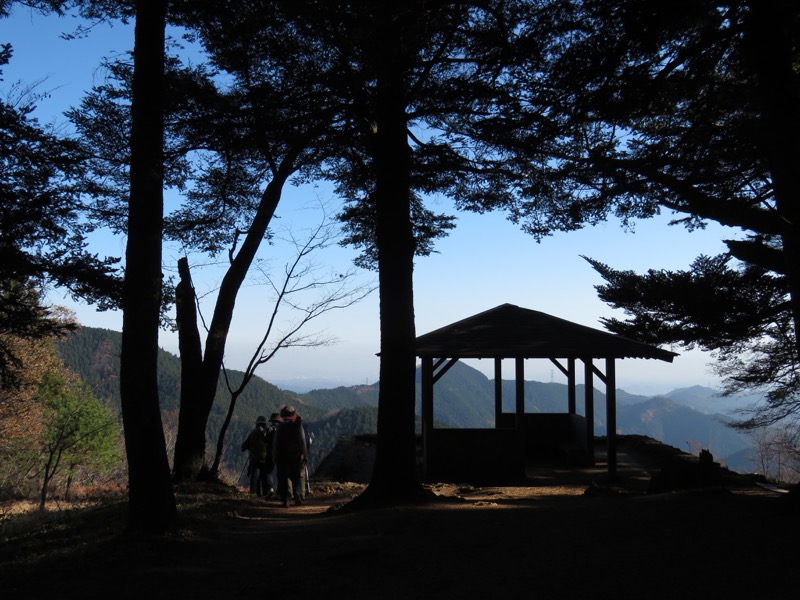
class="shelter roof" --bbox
[415,304,677,362]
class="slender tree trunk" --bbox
[39,455,54,511]
[211,388,244,475]
[119,0,177,533]
[173,257,205,482]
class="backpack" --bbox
[275,419,304,456]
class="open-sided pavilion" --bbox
[416,304,678,484]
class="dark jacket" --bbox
[242,426,269,462]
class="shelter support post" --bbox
[494,358,502,426]
[550,357,577,415]
[568,358,576,414]
[515,357,525,475]
[583,358,595,464]
[515,357,524,428]
[605,358,617,481]
[421,357,434,478]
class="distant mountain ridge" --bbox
[56,327,759,478]
[664,385,758,415]
[617,396,749,461]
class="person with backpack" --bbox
[241,415,270,496]
[272,405,308,507]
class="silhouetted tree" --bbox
[118,0,177,533]
[165,4,375,482]
[537,2,800,430]
[0,23,119,388]
[586,255,797,429]
[143,1,453,483]
[1,0,177,532]
[68,1,379,482]
[209,216,373,475]
[285,0,590,504]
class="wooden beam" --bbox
[432,357,459,384]
[606,358,617,481]
[591,363,607,385]
[551,357,577,414]
[550,357,568,377]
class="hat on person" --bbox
[256,415,267,425]
[269,412,282,423]
[280,405,296,418]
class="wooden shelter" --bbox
[415,304,678,484]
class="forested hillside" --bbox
[55,327,379,480]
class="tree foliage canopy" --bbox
[587,255,799,428]
[1,28,121,387]
[559,1,800,428]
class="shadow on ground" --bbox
[2,436,796,600]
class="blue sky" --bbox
[2,9,742,396]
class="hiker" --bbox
[272,404,308,507]
[263,412,282,497]
[241,415,270,496]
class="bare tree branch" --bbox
[210,207,375,473]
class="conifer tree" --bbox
[277,0,591,504]
[118,0,178,533]
[36,369,120,510]
[0,29,119,387]
[534,1,800,429]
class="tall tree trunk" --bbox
[749,1,800,503]
[357,36,424,506]
[749,1,800,358]
[173,257,205,482]
[119,0,177,533]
